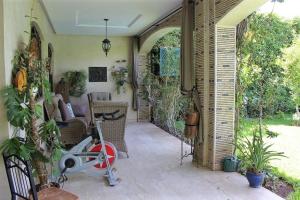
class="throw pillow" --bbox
[72,104,87,117]
[58,99,74,121]
[66,103,75,118]
[52,95,63,122]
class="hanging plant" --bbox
[63,70,87,97]
[111,66,128,94]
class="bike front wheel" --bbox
[88,142,118,169]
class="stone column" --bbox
[194,0,237,170]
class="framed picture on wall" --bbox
[89,67,107,82]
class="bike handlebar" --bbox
[94,110,125,121]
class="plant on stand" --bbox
[111,66,128,94]
[236,130,285,188]
[63,70,87,97]
[0,6,61,187]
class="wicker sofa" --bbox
[88,98,129,157]
[44,94,90,146]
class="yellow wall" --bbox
[54,35,137,122]
[3,0,56,85]
[0,0,9,197]
[0,0,7,142]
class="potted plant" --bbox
[236,131,285,188]
[223,117,240,172]
[63,70,87,97]
[0,8,62,187]
[111,66,128,94]
[184,111,199,139]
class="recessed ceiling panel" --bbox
[41,0,182,36]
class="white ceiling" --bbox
[41,0,182,36]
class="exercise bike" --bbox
[58,110,124,186]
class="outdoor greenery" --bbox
[236,131,285,174]
[111,66,128,94]
[142,29,191,136]
[63,70,87,97]
[239,113,293,137]
[282,37,300,124]
[237,13,296,122]
[269,168,300,200]
[236,11,300,197]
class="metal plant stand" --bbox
[180,135,194,166]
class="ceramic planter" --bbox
[223,156,239,172]
[246,171,265,188]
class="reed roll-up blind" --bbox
[180,0,195,94]
[180,0,203,143]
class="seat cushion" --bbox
[38,187,79,200]
[72,104,88,117]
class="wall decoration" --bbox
[89,67,107,82]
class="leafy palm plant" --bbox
[236,131,285,174]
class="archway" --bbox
[30,22,42,59]
[47,43,54,91]
[136,27,180,122]
[139,27,180,54]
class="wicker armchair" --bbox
[44,94,88,146]
[88,99,129,157]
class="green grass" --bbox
[239,113,294,137]
[264,113,294,126]
[271,168,300,200]
[239,114,299,199]
[175,120,185,133]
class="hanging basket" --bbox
[184,112,200,139]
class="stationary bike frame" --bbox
[59,110,123,186]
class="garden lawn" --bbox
[240,114,300,199]
[266,125,300,179]
[266,125,300,200]
[240,113,294,137]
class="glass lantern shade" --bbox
[102,38,111,56]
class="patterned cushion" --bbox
[52,94,64,122]
[58,99,74,121]
[66,103,75,118]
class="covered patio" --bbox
[63,123,282,200]
[0,0,284,199]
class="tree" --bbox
[238,13,295,135]
[283,38,300,115]
[142,29,190,135]
[292,17,300,34]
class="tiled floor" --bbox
[61,122,283,200]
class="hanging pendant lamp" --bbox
[102,19,111,56]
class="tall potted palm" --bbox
[0,8,62,186]
[236,132,285,188]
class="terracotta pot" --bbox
[184,112,200,139]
